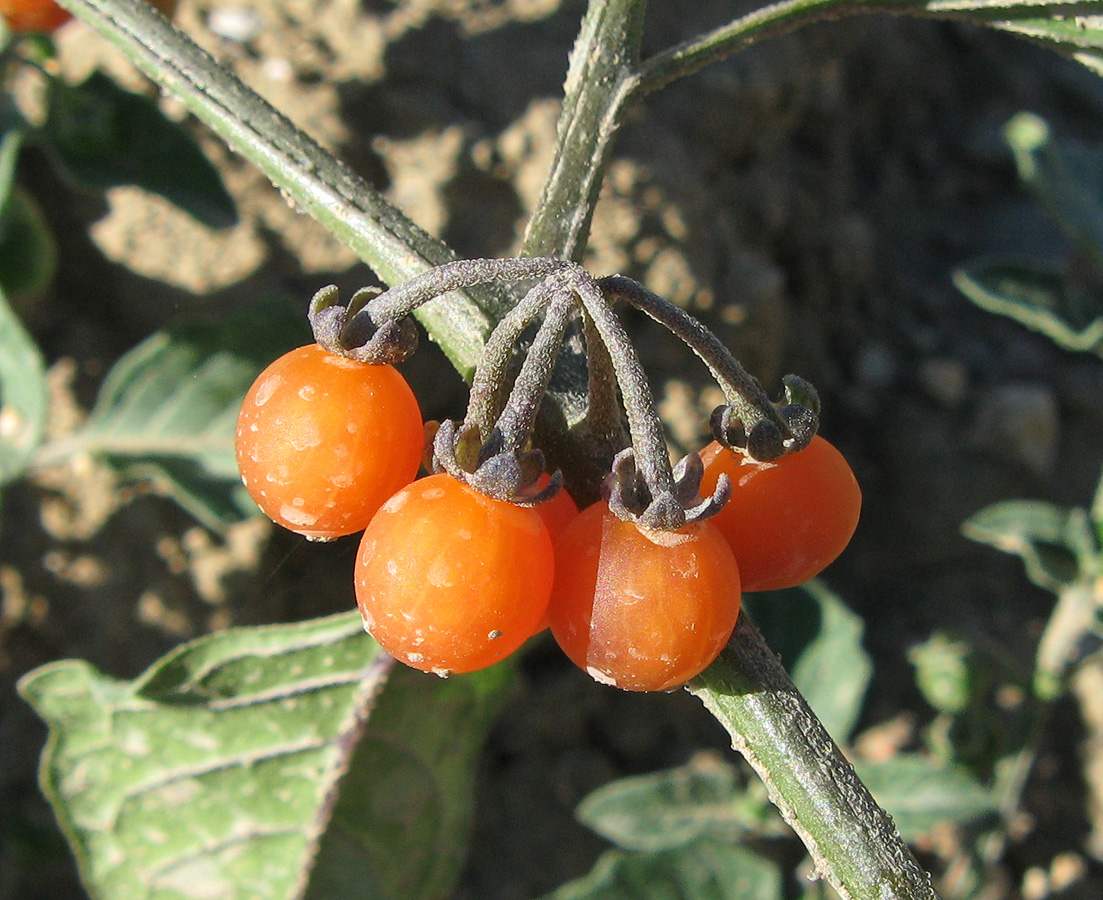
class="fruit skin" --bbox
[534,477,580,541]
[355,473,555,674]
[235,344,423,540]
[528,477,580,633]
[698,435,861,592]
[0,0,176,33]
[548,501,742,692]
[0,0,70,33]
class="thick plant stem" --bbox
[690,615,942,900]
[55,0,506,379]
[519,0,646,261]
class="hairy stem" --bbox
[519,0,646,260]
[496,294,578,453]
[365,257,568,322]
[690,616,942,900]
[464,278,560,436]
[570,274,675,503]
[600,275,785,431]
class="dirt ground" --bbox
[4,1,1103,898]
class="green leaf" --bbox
[19,612,513,900]
[962,499,1091,590]
[1090,465,1103,555]
[36,303,308,529]
[575,754,774,853]
[0,286,48,486]
[544,838,782,900]
[962,501,1103,698]
[0,113,26,215]
[908,633,972,715]
[43,71,237,228]
[852,755,997,841]
[303,661,512,900]
[921,4,1103,74]
[1034,580,1103,699]
[18,613,388,900]
[1005,112,1103,260]
[953,258,1103,355]
[743,580,872,742]
[0,187,59,301]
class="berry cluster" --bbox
[235,260,861,692]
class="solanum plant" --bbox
[7,1,1103,899]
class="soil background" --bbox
[4,1,1103,899]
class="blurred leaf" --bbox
[303,661,513,900]
[43,71,237,228]
[0,286,48,486]
[1034,580,1103,700]
[0,114,26,215]
[908,633,972,715]
[575,754,776,853]
[963,501,1103,699]
[953,258,1103,355]
[744,579,871,741]
[1092,462,1103,540]
[36,303,308,529]
[9,29,59,63]
[19,612,513,900]
[852,755,997,841]
[0,112,58,303]
[924,5,1103,74]
[962,499,1091,590]
[544,838,782,900]
[0,187,58,301]
[1003,112,1103,262]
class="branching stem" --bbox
[495,294,578,454]
[463,278,563,438]
[569,273,676,504]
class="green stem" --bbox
[522,0,969,263]
[54,0,507,379]
[631,0,890,99]
[690,615,942,900]
[519,0,647,261]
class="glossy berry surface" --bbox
[699,435,861,592]
[0,0,176,32]
[533,475,580,541]
[0,0,70,32]
[235,344,423,540]
[528,476,581,633]
[355,473,555,675]
[548,500,742,692]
